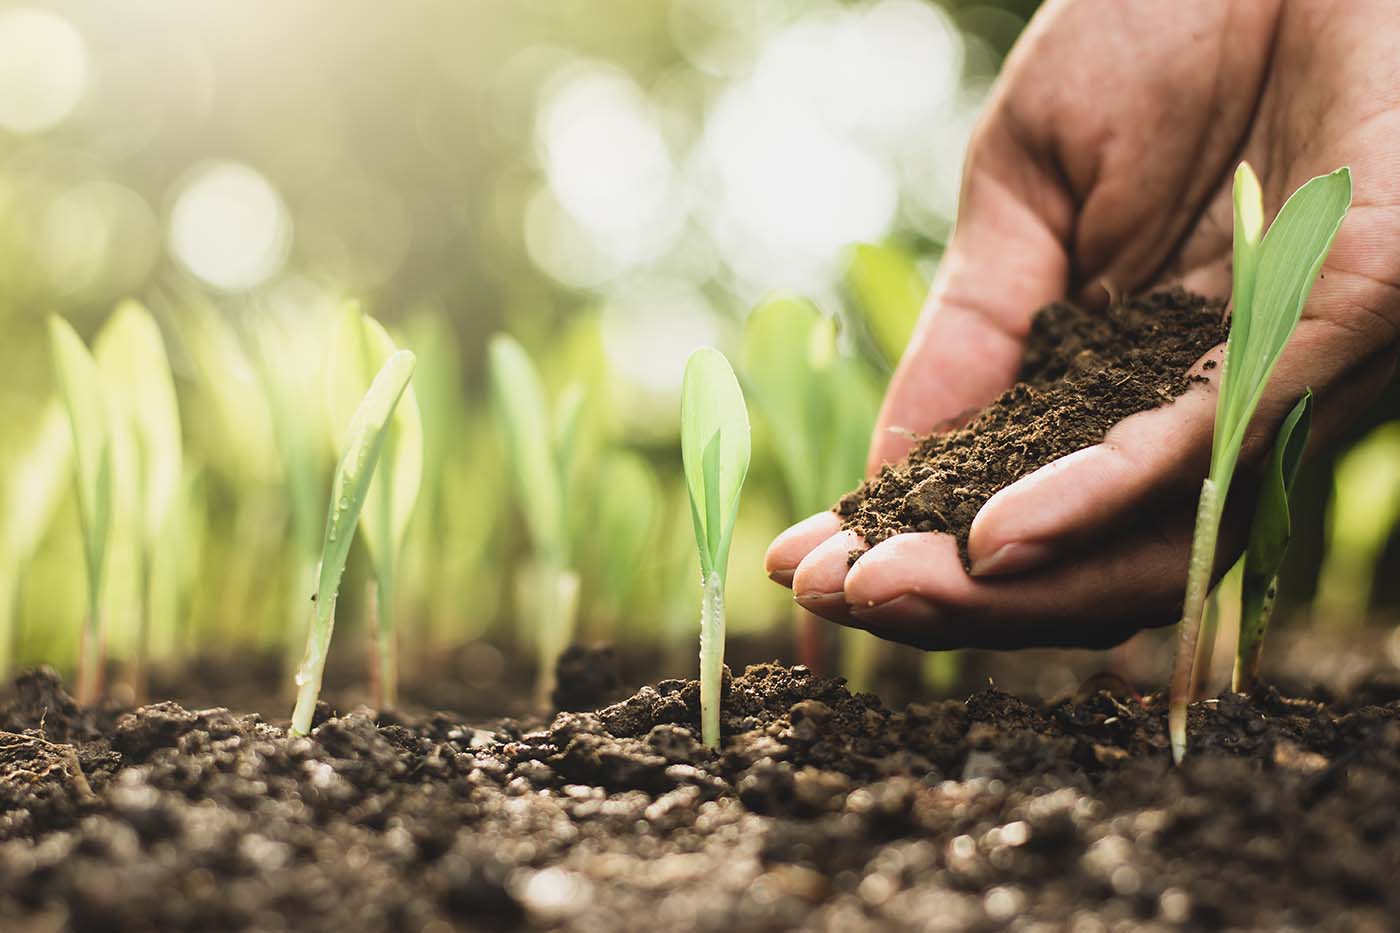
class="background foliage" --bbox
[3,0,1397,697]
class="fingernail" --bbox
[769,569,795,587]
[968,541,1055,577]
[794,591,849,621]
[850,593,939,629]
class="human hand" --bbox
[765,0,1400,650]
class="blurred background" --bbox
[2,0,1397,713]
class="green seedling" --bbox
[326,305,422,709]
[681,347,751,747]
[48,316,114,705]
[1170,163,1350,763]
[845,241,929,372]
[588,450,660,631]
[0,401,72,676]
[1233,390,1312,692]
[488,334,583,706]
[249,311,333,675]
[165,291,284,647]
[93,301,183,701]
[741,296,882,686]
[1313,421,1400,626]
[291,350,416,736]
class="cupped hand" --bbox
[766,0,1400,650]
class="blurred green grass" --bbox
[3,0,1398,691]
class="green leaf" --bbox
[93,301,183,548]
[681,347,751,581]
[1,400,72,566]
[1235,390,1312,690]
[1244,390,1313,579]
[48,315,113,601]
[174,293,281,484]
[326,304,423,578]
[1314,421,1400,622]
[591,450,658,613]
[1172,163,1350,761]
[845,242,928,368]
[0,401,74,675]
[742,296,881,520]
[823,355,882,501]
[1213,166,1351,477]
[742,297,829,515]
[292,349,417,735]
[489,334,566,561]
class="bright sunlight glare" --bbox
[167,161,292,291]
[0,7,88,134]
[537,65,680,270]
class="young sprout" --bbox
[1169,163,1351,763]
[93,301,183,701]
[0,401,72,678]
[291,350,416,736]
[48,316,114,705]
[681,347,752,747]
[1233,390,1312,692]
[845,242,928,372]
[249,311,333,675]
[741,296,881,686]
[326,305,423,709]
[588,450,660,632]
[488,334,582,706]
[1313,421,1400,626]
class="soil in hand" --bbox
[0,663,1396,931]
[838,288,1227,555]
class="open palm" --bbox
[766,0,1400,650]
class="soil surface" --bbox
[839,288,1227,554]
[0,660,1396,931]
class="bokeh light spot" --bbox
[537,64,681,272]
[167,161,292,291]
[0,7,88,134]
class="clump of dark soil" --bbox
[0,662,1395,931]
[839,288,1227,552]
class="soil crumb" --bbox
[839,288,1226,553]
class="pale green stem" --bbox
[284,555,318,690]
[374,572,397,710]
[1170,479,1221,764]
[76,607,103,707]
[131,548,152,705]
[533,559,579,709]
[291,594,334,736]
[700,570,725,747]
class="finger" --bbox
[867,123,1073,473]
[967,313,1398,578]
[791,529,864,625]
[843,515,1197,651]
[764,511,842,587]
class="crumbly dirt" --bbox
[0,662,1395,932]
[839,288,1228,554]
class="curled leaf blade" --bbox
[93,300,183,546]
[681,347,751,580]
[488,334,565,561]
[326,304,423,575]
[48,315,112,591]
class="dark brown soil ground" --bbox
[839,288,1228,553]
[0,656,1396,932]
